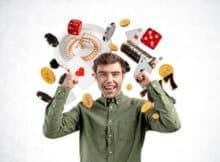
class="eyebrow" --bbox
[97,71,121,74]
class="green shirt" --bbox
[43,81,181,162]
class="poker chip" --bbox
[82,93,93,109]
[44,33,59,47]
[124,60,131,72]
[49,58,60,69]
[159,64,174,78]
[58,73,67,84]
[40,67,56,84]
[141,101,153,113]
[36,91,52,103]
[119,18,130,27]
[152,113,160,120]
[159,64,178,90]
[109,42,118,51]
[126,83,133,91]
[103,22,116,42]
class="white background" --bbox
[1,0,220,162]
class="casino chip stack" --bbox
[103,22,116,42]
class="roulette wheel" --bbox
[56,23,111,67]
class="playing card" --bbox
[78,66,95,90]
[65,91,76,105]
[141,28,162,49]
[133,55,153,78]
[68,55,95,90]
[125,28,143,44]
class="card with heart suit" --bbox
[125,28,143,45]
[68,55,95,90]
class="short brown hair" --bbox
[92,53,129,73]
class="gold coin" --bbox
[119,18,130,27]
[141,101,153,113]
[159,64,174,78]
[109,42,118,51]
[152,113,160,119]
[40,67,56,84]
[126,83,133,91]
[82,93,93,109]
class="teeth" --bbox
[104,85,116,89]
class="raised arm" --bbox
[135,70,181,133]
[43,71,81,138]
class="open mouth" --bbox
[103,85,117,92]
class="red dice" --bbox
[67,19,82,35]
[141,28,162,49]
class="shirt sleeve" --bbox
[144,80,181,133]
[43,86,81,138]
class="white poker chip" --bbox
[103,22,116,42]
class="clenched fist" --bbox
[135,70,152,87]
[61,71,79,90]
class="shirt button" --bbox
[108,134,112,137]
[108,120,112,125]
[109,151,112,154]
[109,105,113,110]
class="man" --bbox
[43,53,181,162]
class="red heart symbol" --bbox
[75,67,85,76]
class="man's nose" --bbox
[106,73,113,82]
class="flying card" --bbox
[68,55,95,90]
[65,91,76,105]
[125,28,143,44]
[133,55,153,78]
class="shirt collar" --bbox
[98,92,124,107]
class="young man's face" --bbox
[95,62,124,98]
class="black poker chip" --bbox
[49,58,60,69]
[124,60,130,72]
[44,33,59,47]
[59,73,67,84]
[103,22,116,42]
[36,91,52,103]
